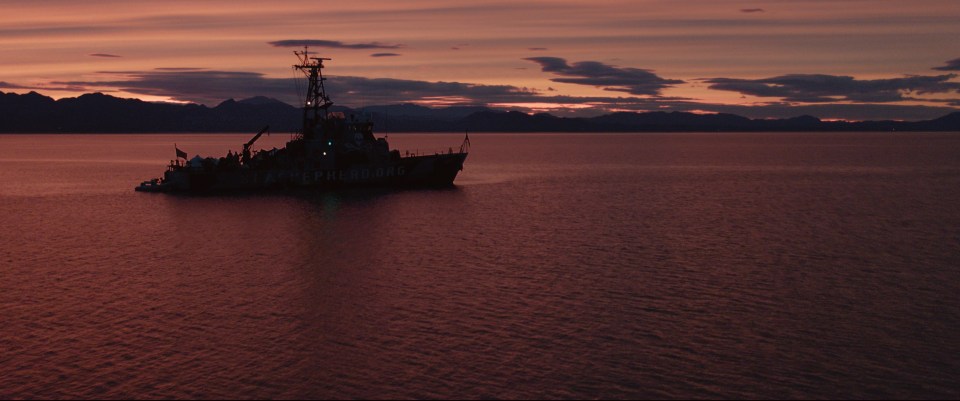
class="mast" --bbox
[294,47,333,140]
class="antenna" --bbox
[293,47,334,139]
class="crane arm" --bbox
[243,125,270,152]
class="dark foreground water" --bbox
[1,133,958,399]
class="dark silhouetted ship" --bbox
[136,50,468,193]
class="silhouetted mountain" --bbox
[588,111,755,131]
[1,91,959,133]
[917,111,960,130]
[358,103,492,120]
[0,91,302,132]
[0,91,57,132]
[236,96,287,105]
[356,103,494,132]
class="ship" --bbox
[136,50,468,193]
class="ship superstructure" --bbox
[137,50,468,193]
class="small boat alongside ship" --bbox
[136,50,468,193]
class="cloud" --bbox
[705,74,960,103]
[528,47,548,51]
[740,8,765,13]
[933,58,960,71]
[52,69,540,107]
[327,76,540,106]
[267,40,402,49]
[371,53,401,57]
[0,80,100,92]
[525,57,684,96]
[44,67,960,121]
[601,99,959,121]
[0,81,30,89]
[55,70,294,106]
[89,53,121,58]
[154,67,205,71]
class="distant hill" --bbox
[0,92,305,133]
[1,91,959,133]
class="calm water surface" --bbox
[1,133,959,399]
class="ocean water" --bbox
[1,133,958,399]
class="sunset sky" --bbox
[1,0,959,120]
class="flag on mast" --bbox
[460,130,471,153]
[175,144,187,160]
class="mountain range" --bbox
[2,91,959,133]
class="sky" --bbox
[1,0,959,120]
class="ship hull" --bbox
[139,153,467,193]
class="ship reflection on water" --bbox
[1,133,958,398]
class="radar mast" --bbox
[294,47,333,140]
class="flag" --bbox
[459,130,471,153]
[175,145,187,159]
